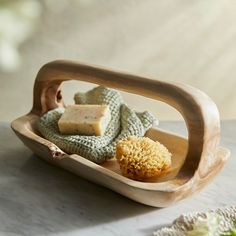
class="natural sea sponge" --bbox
[116,136,172,181]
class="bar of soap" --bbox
[58,105,111,136]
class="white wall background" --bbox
[1,0,236,121]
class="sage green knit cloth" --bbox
[38,86,156,163]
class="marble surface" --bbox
[0,121,235,236]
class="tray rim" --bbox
[10,59,231,206]
[11,113,230,194]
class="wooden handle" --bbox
[32,60,220,177]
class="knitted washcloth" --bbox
[38,86,156,163]
[153,205,236,236]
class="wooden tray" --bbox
[11,60,230,207]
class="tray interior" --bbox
[101,128,188,182]
[24,114,188,183]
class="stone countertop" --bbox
[0,121,235,236]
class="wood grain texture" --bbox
[11,60,230,207]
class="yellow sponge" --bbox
[116,136,172,181]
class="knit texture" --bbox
[38,86,156,163]
[153,205,236,236]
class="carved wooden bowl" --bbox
[11,60,230,207]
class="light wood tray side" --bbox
[11,114,229,207]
